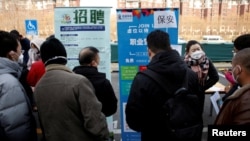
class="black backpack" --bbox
[140,69,203,140]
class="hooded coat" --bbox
[0,57,37,141]
[125,50,203,141]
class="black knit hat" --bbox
[40,38,67,66]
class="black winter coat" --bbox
[125,50,203,141]
[73,66,118,117]
[19,63,36,107]
[20,38,30,64]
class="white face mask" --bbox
[18,54,24,64]
[190,50,205,60]
[232,65,241,84]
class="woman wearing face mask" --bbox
[184,40,219,110]
[26,38,45,87]
[27,38,45,70]
[26,38,45,112]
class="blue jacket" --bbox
[0,57,37,141]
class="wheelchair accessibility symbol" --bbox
[25,20,38,35]
[27,21,36,30]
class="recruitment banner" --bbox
[54,7,113,131]
[117,8,179,141]
[54,7,111,80]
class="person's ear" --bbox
[148,48,155,61]
[237,65,242,74]
[147,48,151,57]
[8,51,18,61]
[90,60,97,67]
[8,51,15,58]
[234,65,242,76]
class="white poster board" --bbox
[54,7,111,79]
[210,91,223,114]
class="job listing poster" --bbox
[54,7,111,80]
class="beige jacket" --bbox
[35,64,109,141]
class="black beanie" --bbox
[40,38,67,66]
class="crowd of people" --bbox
[0,30,117,141]
[125,30,250,141]
[0,28,250,141]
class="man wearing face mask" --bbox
[222,34,250,101]
[0,30,37,141]
[9,30,35,109]
[184,40,219,110]
[10,29,30,65]
[8,35,37,112]
[214,48,250,125]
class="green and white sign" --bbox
[54,7,111,79]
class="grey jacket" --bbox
[0,57,37,141]
[34,64,109,141]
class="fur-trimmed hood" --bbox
[227,84,250,100]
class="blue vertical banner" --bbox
[117,8,179,141]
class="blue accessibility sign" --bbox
[25,20,38,35]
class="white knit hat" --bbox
[30,37,45,51]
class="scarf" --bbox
[184,54,209,86]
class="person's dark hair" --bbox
[185,40,203,54]
[146,30,171,53]
[0,30,19,57]
[46,34,55,40]
[10,29,22,39]
[79,46,99,65]
[40,38,67,66]
[233,34,250,51]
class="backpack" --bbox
[139,69,203,140]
